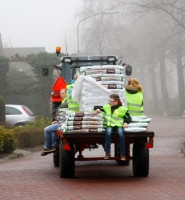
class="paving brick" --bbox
[0,117,185,200]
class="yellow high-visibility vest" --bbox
[103,104,127,127]
[126,91,144,116]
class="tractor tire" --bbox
[59,143,75,178]
[53,147,59,167]
[132,143,149,177]
[114,143,130,166]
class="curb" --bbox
[0,152,24,163]
[0,146,43,163]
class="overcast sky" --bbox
[0,0,83,53]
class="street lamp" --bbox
[77,10,120,55]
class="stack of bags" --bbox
[79,65,126,107]
[57,109,105,133]
[124,116,152,132]
[57,64,151,133]
[72,75,112,111]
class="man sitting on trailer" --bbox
[40,88,68,156]
[96,94,132,160]
[41,74,80,156]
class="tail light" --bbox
[22,105,34,116]
[51,91,62,102]
[51,91,60,98]
[145,137,154,149]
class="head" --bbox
[109,94,121,106]
[60,88,67,99]
[127,78,143,92]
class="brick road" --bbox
[0,117,185,200]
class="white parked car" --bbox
[5,104,35,126]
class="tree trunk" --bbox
[158,47,169,113]
[150,65,158,114]
[176,42,185,114]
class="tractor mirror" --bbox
[125,64,132,76]
[42,66,49,76]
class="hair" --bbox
[110,94,120,101]
[127,78,143,92]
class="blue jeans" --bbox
[104,126,125,155]
[44,123,58,149]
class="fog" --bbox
[77,0,185,116]
[0,0,185,117]
[0,0,83,53]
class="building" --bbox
[0,33,46,58]
[0,33,46,74]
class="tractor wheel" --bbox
[59,143,75,178]
[53,146,59,167]
[114,143,130,166]
[132,143,149,177]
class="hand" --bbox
[52,121,57,124]
[123,123,128,128]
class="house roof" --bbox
[3,47,46,58]
[0,33,46,58]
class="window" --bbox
[6,107,22,115]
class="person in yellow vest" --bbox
[41,88,68,156]
[66,83,79,112]
[125,78,144,116]
[96,94,132,160]
[41,86,79,156]
[66,73,80,112]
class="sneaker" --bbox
[45,147,56,153]
[104,152,111,160]
[40,149,49,156]
[40,147,56,156]
[120,154,126,161]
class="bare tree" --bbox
[78,0,185,115]
[79,0,120,54]
[128,0,185,114]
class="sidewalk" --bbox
[0,146,43,163]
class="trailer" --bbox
[55,129,154,178]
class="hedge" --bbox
[0,118,51,153]
[0,126,17,153]
[15,127,44,148]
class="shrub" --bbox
[0,126,17,153]
[0,131,3,152]
[0,96,5,125]
[14,117,50,148]
[0,117,51,151]
[25,117,51,128]
[15,127,44,148]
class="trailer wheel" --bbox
[59,143,75,178]
[114,143,130,166]
[132,143,149,177]
[53,147,59,167]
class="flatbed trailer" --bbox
[55,130,154,178]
